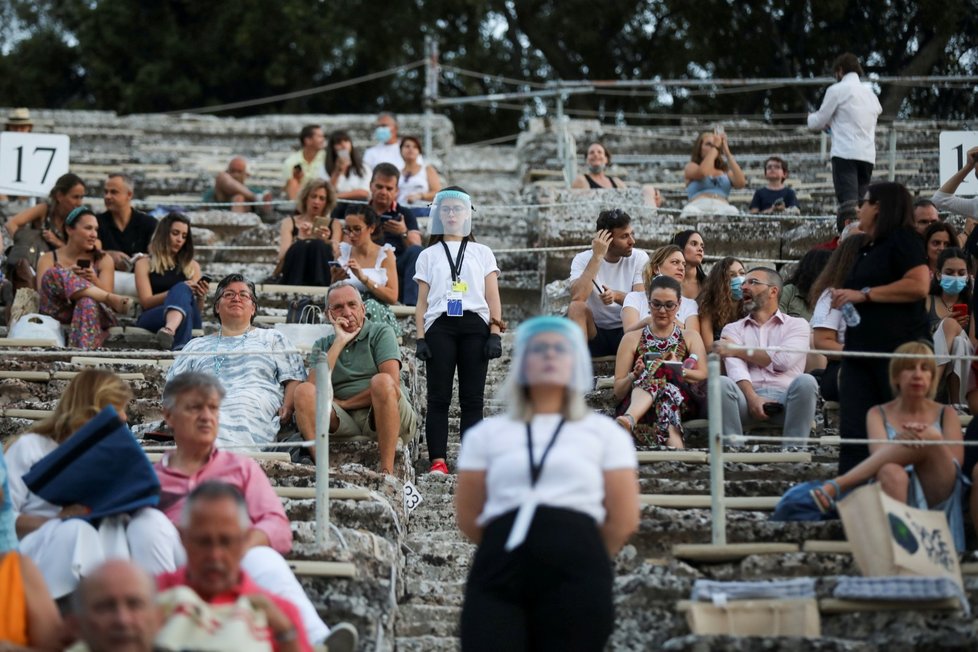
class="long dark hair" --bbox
[325,130,366,178]
[698,256,745,334]
[672,230,706,283]
[343,204,385,246]
[809,235,866,306]
[929,247,972,306]
[866,182,913,243]
[787,248,832,309]
[148,212,195,278]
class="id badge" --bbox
[447,291,464,317]
[452,280,468,293]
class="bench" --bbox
[640,494,780,510]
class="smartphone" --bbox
[714,124,725,136]
[199,274,213,284]
[77,259,91,269]
[773,198,786,208]
[328,261,343,267]
[643,352,661,365]
[293,164,302,173]
[313,216,331,232]
[953,303,968,317]
[380,214,394,222]
[663,360,684,373]
[762,402,784,416]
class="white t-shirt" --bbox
[414,240,499,332]
[5,433,60,521]
[458,412,637,526]
[621,291,699,328]
[364,143,424,170]
[328,166,372,195]
[569,249,649,329]
[810,288,846,344]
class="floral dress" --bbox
[38,253,117,349]
[616,324,699,446]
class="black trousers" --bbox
[461,507,614,652]
[425,311,489,461]
[831,156,874,205]
[838,357,892,474]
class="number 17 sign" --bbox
[939,131,978,196]
[0,132,71,197]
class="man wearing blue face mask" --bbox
[364,112,423,170]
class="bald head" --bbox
[72,560,158,652]
[227,157,249,184]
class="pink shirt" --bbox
[720,310,810,393]
[157,568,312,652]
[154,448,292,554]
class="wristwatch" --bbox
[860,287,872,302]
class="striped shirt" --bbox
[166,328,306,448]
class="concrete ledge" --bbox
[287,560,357,578]
[640,494,780,510]
[802,540,852,554]
[71,356,172,369]
[1,408,54,420]
[0,338,60,347]
[0,370,146,382]
[274,486,372,500]
[145,451,292,463]
[676,597,962,613]
[637,451,708,463]
[636,451,813,464]
[671,542,799,561]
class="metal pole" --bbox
[313,349,333,549]
[423,36,438,157]
[707,353,726,545]
[820,131,828,162]
[888,126,897,181]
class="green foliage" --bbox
[0,0,975,140]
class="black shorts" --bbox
[588,326,623,357]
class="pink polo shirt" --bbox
[720,310,810,393]
[154,448,292,554]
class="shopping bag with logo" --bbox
[155,586,274,652]
[837,483,963,591]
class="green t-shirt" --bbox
[311,320,402,400]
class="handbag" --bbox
[4,221,50,271]
[155,586,274,652]
[276,300,332,352]
[22,405,161,522]
[8,312,64,347]
[838,483,964,591]
[687,598,820,637]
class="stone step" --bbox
[395,604,461,638]
[402,578,468,607]
[393,635,461,652]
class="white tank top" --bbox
[398,164,430,205]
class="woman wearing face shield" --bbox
[413,187,504,475]
[455,316,640,651]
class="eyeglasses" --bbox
[220,290,253,302]
[343,226,365,234]
[650,300,678,312]
[527,341,571,356]
[743,278,773,287]
[858,197,873,208]
[440,205,466,215]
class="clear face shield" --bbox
[428,190,473,238]
[512,316,594,394]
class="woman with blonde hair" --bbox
[810,342,968,551]
[456,315,639,651]
[681,130,746,216]
[276,179,339,285]
[4,369,182,599]
[621,245,700,334]
[134,212,206,350]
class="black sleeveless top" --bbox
[585,174,621,189]
[149,266,187,294]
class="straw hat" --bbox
[5,108,32,126]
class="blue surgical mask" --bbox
[374,126,392,144]
[730,275,744,300]
[940,274,968,295]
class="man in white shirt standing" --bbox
[807,53,882,205]
[567,209,648,356]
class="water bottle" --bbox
[683,354,699,370]
[841,302,861,327]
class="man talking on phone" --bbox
[567,209,648,356]
[713,267,818,447]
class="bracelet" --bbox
[489,317,508,333]
[274,628,298,644]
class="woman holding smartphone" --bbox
[36,206,131,349]
[414,187,504,474]
[134,213,205,350]
[276,179,338,285]
[613,275,707,448]
[680,127,746,217]
[924,247,972,403]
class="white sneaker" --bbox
[323,622,358,652]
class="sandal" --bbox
[156,326,175,350]
[810,479,841,514]
[615,414,636,433]
[103,292,132,315]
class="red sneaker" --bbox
[429,459,449,475]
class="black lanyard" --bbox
[440,239,468,284]
[526,418,565,487]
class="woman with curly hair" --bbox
[698,256,747,344]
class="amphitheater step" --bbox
[393,635,460,652]
[395,603,461,638]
